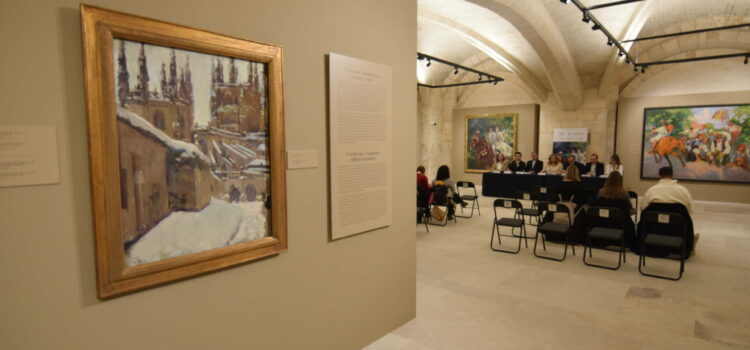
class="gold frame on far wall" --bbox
[464,114,518,173]
[81,5,287,299]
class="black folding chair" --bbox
[516,191,542,228]
[490,199,527,254]
[639,211,688,281]
[427,185,456,226]
[628,190,639,222]
[417,207,429,232]
[456,181,480,218]
[533,202,576,261]
[584,206,627,270]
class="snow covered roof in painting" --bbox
[249,158,267,166]
[117,107,213,165]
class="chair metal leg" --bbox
[533,230,568,262]
[638,241,684,281]
[491,223,523,254]
[582,236,623,270]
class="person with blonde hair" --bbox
[544,154,563,174]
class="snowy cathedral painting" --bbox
[113,39,271,266]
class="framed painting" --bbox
[640,104,750,183]
[81,5,287,299]
[464,114,518,173]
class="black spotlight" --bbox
[560,0,570,4]
[493,80,498,85]
[633,66,638,72]
[618,51,624,57]
[478,74,483,81]
[582,14,590,23]
[626,58,631,64]
[454,66,459,74]
[426,58,431,67]
[641,66,646,73]
[745,55,749,64]
[591,24,601,31]
[606,40,613,46]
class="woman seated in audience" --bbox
[494,153,510,171]
[593,171,636,249]
[605,154,624,176]
[547,165,587,243]
[543,154,564,174]
[432,165,467,219]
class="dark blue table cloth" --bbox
[481,172,607,204]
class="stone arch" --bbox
[465,0,583,110]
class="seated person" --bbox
[639,166,696,257]
[416,165,430,191]
[432,165,467,219]
[605,154,624,176]
[563,154,584,174]
[593,172,636,249]
[525,151,544,174]
[643,166,694,215]
[584,153,605,177]
[546,165,588,243]
[543,154,563,174]
[508,152,526,172]
[494,153,510,171]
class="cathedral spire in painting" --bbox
[135,42,149,103]
[117,40,130,106]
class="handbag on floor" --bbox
[430,206,446,222]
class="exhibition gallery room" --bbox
[2,0,750,349]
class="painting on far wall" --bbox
[464,114,517,172]
[640,104,750,183]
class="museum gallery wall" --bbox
[0,1,416,349]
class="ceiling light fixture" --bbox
[626,58,631,64]
[582,14,590,23]
[454,66,459,74]
[591,24,601,31]
[641,66,647,73]
[745,55,749,64]
[618,51,624,57]
[560,0,570,4]
[426,58,431,67]
[606,39,613,46]
[633,66,638,72]
[493,80,498,85]
[478,74,483,81]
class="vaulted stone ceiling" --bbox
[418,0,750,110]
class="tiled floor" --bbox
[366,195,750,350]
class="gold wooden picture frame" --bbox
[464,114,518,173]
[81,5,287,299]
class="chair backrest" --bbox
[456,181,477,196]
[628,190,638,199]
[493,198,522,217]
[537,201,572,215]
[516,191,540,202]
[641,211,686,229]
[431,185,451,206]
[587,206,626,229]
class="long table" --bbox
[481,172,607,204]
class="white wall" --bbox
[0,1,417,349]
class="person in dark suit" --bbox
[508,152,526,172]
[563,154,584,174]
[584,153,605,176]
[525,151,543,174]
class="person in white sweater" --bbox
[643,166,694,215]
